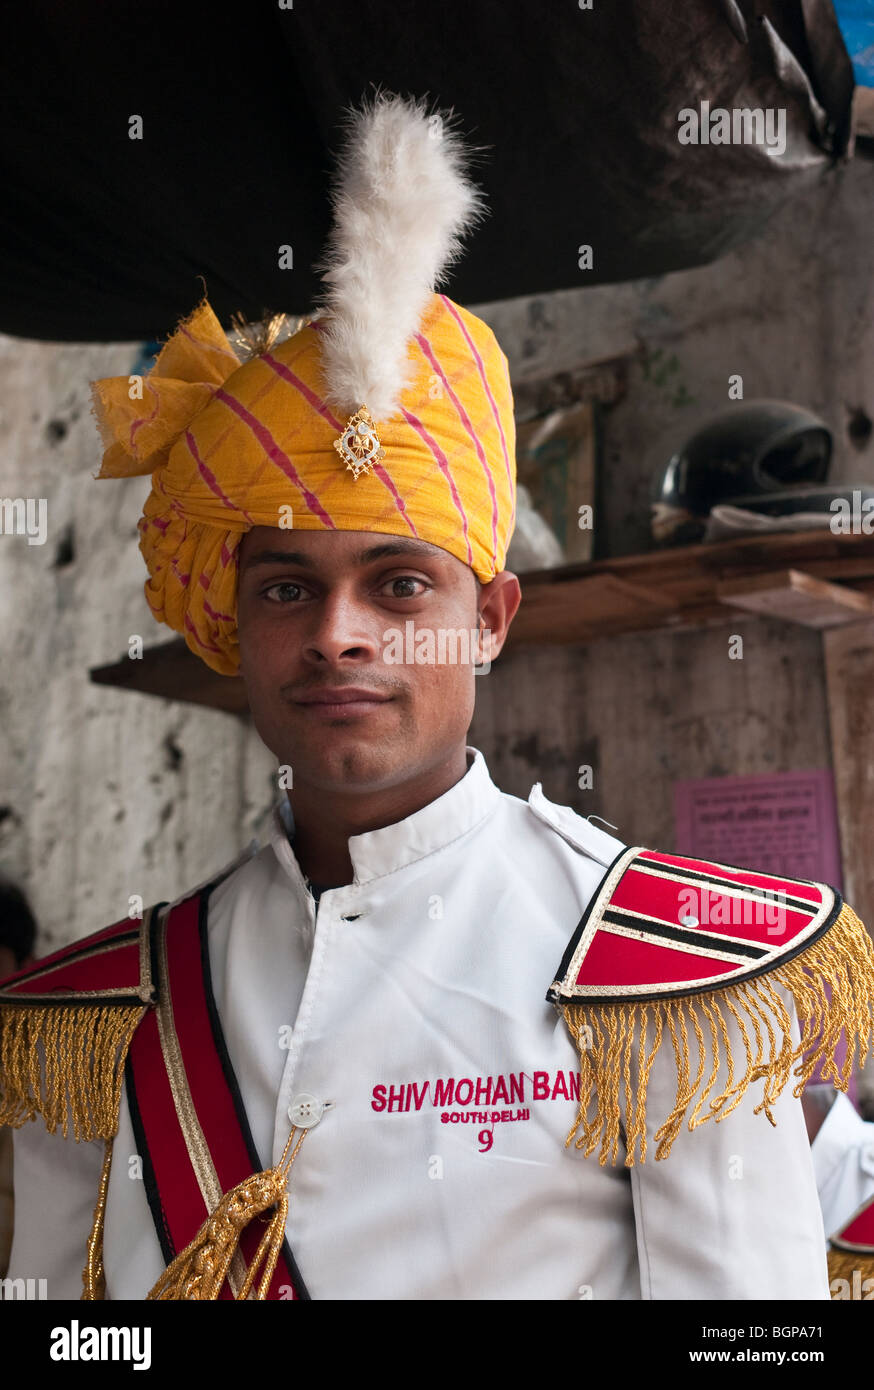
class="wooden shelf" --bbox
[90,635,250,715]
[89,529,874,715]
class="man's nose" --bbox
[299,592,383,663]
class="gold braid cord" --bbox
[82,1139,114,1300]
[146,1127,307,1301]
[0,1002,147,1142]
[561,902,874,1165]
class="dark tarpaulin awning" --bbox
[0,0,856,343]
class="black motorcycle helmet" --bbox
[651,400,832,545]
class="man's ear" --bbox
[477,570,522,662]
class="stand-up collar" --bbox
[268,746,501,889]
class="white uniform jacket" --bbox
[9,747,830,1299]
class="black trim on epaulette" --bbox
[548,891,844,1006]
[632,857,824,917]
[546,838,845,1005]
[547,845,627,1003]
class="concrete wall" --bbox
[0,338,276,954]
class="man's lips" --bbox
[291,687,395,717]
[294,687,393,705]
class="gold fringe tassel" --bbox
[0,1002,147,1142]
[146,1127,307,1301]
[562,902,874,1165]
[827,1246,874,1297]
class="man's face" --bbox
[236,528,503,796]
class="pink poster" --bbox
[674,767,847,1094]
[674,768,843,892]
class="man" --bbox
[3,93,873,1301]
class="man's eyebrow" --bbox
[241,539,448,571]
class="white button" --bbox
[680,913,699,928]
[288,1094,325,1129]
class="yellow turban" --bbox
[90,293,516,676]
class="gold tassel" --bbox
[827,1246,874,1297]
[0,1002,147,1142]
[146,1126,307,1301]
[562,902,874,1165]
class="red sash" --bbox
[126,883,308,1300]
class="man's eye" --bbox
[380,576,429,598]
[263,582,304,603]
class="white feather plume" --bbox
[313,90,487,422]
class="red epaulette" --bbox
[548,846,874,1166]
[0,911,155,1007]
[0,904,161,1142]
